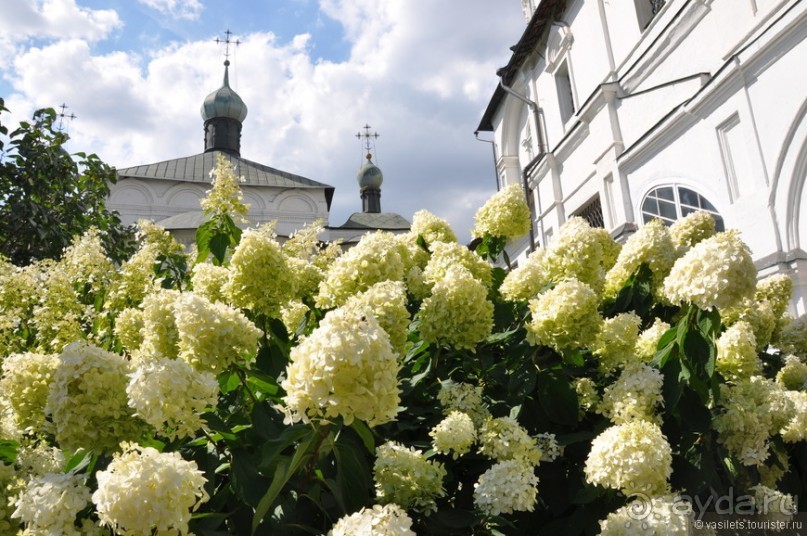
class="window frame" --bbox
[640,184,725,231]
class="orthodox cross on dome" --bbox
[55,103,76,132]
[356,123,380,160]
[215,29,241,61]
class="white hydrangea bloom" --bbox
[430,411,476,459]
[716,321,761,380]
[778,314,807,359]
[536,433,562,462]
[585,421,672,497]
[12,472,91,535]
[751,484,796,522]
[574,377,600,417]
[781,390,807,443]
[200,153,249,221]
[419,266,493,352]
[343,281,410,355]
[174,292,261,373]
[280,299,309,336]
[593,312,643,372]
[31,266,88,353]
[422,241,492,289]
[527,279,603,353]
[127,357,219,440]
[721,297,776,351]
[46,342,144,454]
[662,230,756,311]
[776,354,807,390]
[328,503,415,536]
[714,376,793,465]
[500,248,547,302]
[471,182,531,240]
[604,219,678,298]
[59,227,115,296]
[224,223,295,317]
[473,459,539,516]
[635,319,671,362]
[190,262,230,303]
[317,231,406,309]
[541,216,610,292]
[374,441,446,515]
[599,363,664,424]
[756,274,793,321]
[410,210,457,245]
[139,290,181,360]
[437,380,491,427]
[669,210,717,251]
[598,494,693,536]
[92,444,208,536]
[114,307,144,353]
[0,352,58,432]
[478,417,542,465]
[281,307,400,427]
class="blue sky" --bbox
[0,0,525,240]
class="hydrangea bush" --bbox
[0,159,805,535]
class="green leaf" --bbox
[258,424,312,475]
[350,420,375,453]
[253,430,317,534]
[209,232,230,265]
[195,219,216,263]
[536,370,578,426]
[333,440,372,513]
[660,348,685,410]
[0,440,19,464]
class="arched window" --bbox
[641,185,725,231]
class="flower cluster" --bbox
[781,390,807,443]
[429,411,476,459]
[593,312,642,372]
[478,417,541,465]
[599,364,664,424]
[281,307,400,426]
[776,354,807,390]
[374,441,446,515]
[541,217,610,292]
[139,290,181,359]
[200,153,249,221]
[669,210,716,251]
[419,266,493,352]
[12,471,91,535]
[473,459,539,517]
[471,182,531,240]
[527,279,602,353]
[328,504,415,536]
[410,210,457,245]
[127,357,219,440]
[437,380,490,427]
[343,281,410,355]
[224,224,295,317]
[45,342,144,453]
[317,231,406,309]
[500,248,546,302]
[190,262,230,303]
[713,376,792,465]
[92,444,208,535]
[585,420,672,497]
[634,318,671,361]
[598,494,692,535]
[0,352,58,433]
[174,292,261,372]
[604,219,677,297]
[716,321,760,380]
[422,241,492,289]
[663,230,756,310]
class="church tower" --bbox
[200,60,248,156]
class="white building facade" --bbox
[477,0,807,314]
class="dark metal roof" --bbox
[476,0,566,133]
[330,212,411,231]
[117,150,335,209]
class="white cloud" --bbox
[3,0,524,241]
[0,0,121,42]
[136,0,203,21]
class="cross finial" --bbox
[56,103,76,132]
[356,124,380,157]
[215,29,241,60]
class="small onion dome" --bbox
[200,60,248,122]
[356,153,383,189]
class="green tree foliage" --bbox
[0,98,133,265]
